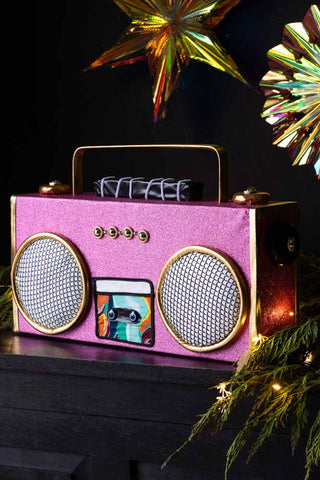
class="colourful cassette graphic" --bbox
[93,278,154,346]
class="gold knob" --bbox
[232,187,270,205]
[137,230,149,243]
[93,226,104,239]
[39,180,71,195]
[287,237,296,253]
[122,227,134,240]
[107,226,120,239]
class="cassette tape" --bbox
[94,278,154,346]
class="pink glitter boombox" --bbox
[10,145,299,362]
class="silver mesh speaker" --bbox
[157,246,247,352]
[12,233,89,334]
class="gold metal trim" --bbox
[10,196,17,264]
[39,180,71,195]
[72,144,229,203]
[11,232,90,335]
[249,209,259,342]
[10,195,19,333]
[107,226,119,239]
[294,236,299,325]
[156,245,248,352]
[121,226,134,240]
[137,230,149,243]
[232,190,270,205]
[93,226,104,239]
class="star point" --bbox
[87,0,246,121]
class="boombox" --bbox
[10,145,299,362]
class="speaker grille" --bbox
[157,247,247,351]
[12,233,89,334]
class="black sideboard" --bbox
[0,333,318,480]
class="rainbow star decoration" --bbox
[86,0,246,122]
[260,5,320,179]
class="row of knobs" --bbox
[94,225,149,243]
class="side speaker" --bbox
[11,233,90,335]
[156,246,248,352]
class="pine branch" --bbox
[305,410,320,480]
[163,252,320,479]
[0,266,13,330]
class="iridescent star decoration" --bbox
[86,0,246,122]
[260,5,320,179]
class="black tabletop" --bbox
[0,332,318,480]
[0,332,233,386]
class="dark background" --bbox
[4,0,319,265]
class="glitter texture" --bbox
[15,194,252,362]
[13,194,297,362]
[260,4,320,179]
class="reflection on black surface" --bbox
[0,332,233,371]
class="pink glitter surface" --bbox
[14,194,253,362]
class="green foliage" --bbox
[163,252,320,479]
[0,266,13,330]
[223,316,320,479]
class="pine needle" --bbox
[0,266,13,331]
[163,252,320,479]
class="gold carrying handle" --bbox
[72,144,229,203]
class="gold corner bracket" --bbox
[10,195,19,333]
[249,209,259,342]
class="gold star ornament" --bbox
[86,0,246,121]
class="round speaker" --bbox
[157,246,248,352]
[11,233,90,335]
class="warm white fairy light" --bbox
[216,382,232,401]
[304,351,313,366]
[272,383,282,391]
[251,333,268,348]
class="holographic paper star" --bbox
[86,0,246,121]
[260,5,320,179]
